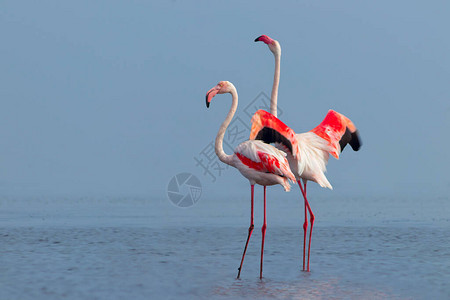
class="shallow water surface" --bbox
[0,197,449,299]
[1,225,449,299]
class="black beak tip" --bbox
[254,36,262,42]
[205,95,210,108]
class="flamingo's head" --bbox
[254,34,281,55]
[205,81,235,108]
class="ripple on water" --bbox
[0,226,448,299]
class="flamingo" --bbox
[205,81,296,279]
[253,35,362,272]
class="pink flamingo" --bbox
[205,81,296,279]
[254,35,362,272]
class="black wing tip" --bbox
[254,127,293,154]
[205,93,210,108]
[340,128,362,152]
[350,130,362,151]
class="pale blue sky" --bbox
[1,1,449,199]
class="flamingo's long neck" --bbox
[215,88,237,167]
[270,48,281,118]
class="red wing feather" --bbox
[235,144,295,182]
[250,110,300,160]
[310,110,361,159]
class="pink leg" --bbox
[298,181,307,271]
[303,181,315,272]
[260,186,267,279]
[237,185,255,279]
[304,180,307,195]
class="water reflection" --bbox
[212,275,404,299]
[0,218,447,299]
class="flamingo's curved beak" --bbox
[205,86,220,108]
[254,35,274,45]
